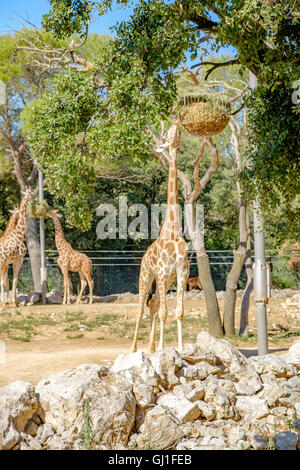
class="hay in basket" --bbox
[178,93,230,137]
[27,200,50,218]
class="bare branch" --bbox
[191,59,240,80]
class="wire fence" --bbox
[12,249,300,296]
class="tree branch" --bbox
[191,59,240,80]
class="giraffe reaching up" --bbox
[131,118,189,353]
[0,207,20,241]
[46,210,94,304]
[0,206,20,303]
[0,188,32,307]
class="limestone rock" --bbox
[181,343,219,365]
[196,401,216,421]
[24,419,38,437]
[111,351,159,387]
[235,396,269,420]
[257,383,288,407]
[179,361,225,381]
[284,342,300,369]
[196,331,262,392]
[0,381,38,433]
[249,354,296,378]
[36,423,55,444]
[136,406,183,450]
[36,364,136,449]
[173,381,205,402]
[0,408,20,450]
[157,392,200,424]
[46,289,63,304]
[149,348,183,389]
[27,292,41,306]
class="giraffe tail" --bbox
[146,279,156,306]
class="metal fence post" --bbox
[39,168,47,304]
[249,71,269,355]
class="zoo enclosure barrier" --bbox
[12,249,300,296]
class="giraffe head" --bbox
[46,209,62,219]
[21,187,33,201]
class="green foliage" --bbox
[40,0,300,219]
[242,80,300,218]
[22,70,100,230]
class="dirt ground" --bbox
[0,290,299,387]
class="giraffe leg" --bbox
[175,261,189,352]
[83,263,93,304]
[11,259,23,307]
[61,269,70,305]
[0,267,6,308]
[76,271,87,304]
[131,263,154,353]
[157,275,168,352]
[148,290,160,354]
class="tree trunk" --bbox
[239,205,253,335]
[223,249,246,336]
[25,217,42,292]
[185,203,224,338]
[223,199,248,336]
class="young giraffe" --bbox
[131,118,189,353]
[46,210,94,304]
[187,252,202,292]
[0,207,20,303]
[0,188,32,307]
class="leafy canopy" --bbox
[22,0,300,229]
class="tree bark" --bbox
[239,205,253,335]
[185,202,224,337]
[25,217,42,292]
[223,119,249,336]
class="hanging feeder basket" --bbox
[27,200,50,218]
[178,93,230,137]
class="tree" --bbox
[41,0,299,215]
[21,0,299,334]
[0,29,65,291]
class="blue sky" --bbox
[0,0,236,58]
[0,0,134,35]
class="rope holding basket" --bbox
[178,93,230,137]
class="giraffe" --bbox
[0,206,20,303]
[0,188,32,307]
[46,210,94,304]
[187,252,202,292]
[131,118,189,353]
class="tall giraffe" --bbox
[46,210,94,304]
[0,207,20,303]
[0,189,32,307]
[131,118,189,353]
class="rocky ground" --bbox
[0,331,299,451]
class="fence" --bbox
[12,249,300,296]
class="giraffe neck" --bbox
[13,196,28,240]
[0,212,18,240]
[51,215,69,253]
[160,132,182,240]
